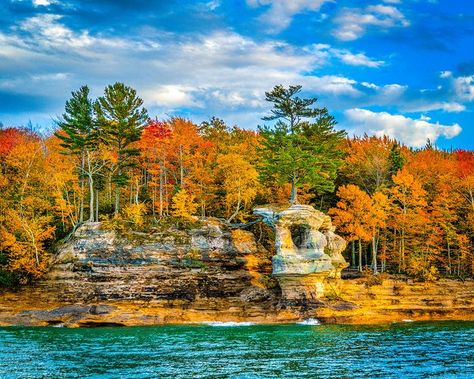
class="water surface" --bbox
[1,321,473,378]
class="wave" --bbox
[201,321,256,327]
[296,318,320,325]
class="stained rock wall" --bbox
[0,220,282,326]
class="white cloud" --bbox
[439,70,452,79]
[453,75,474,101]
[305,75,361,96]
[0,13,468,138]
[312,44,384,68]
[247,0,331,32]
[32,0,56,6]
[344,108,462,147]
[335,51,384,68]
[333,4,409,41]
[142,85,199,108]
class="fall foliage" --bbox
[0,83,473,285]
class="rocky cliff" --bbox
[0,213,473,327]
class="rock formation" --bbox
[254,204,348,301]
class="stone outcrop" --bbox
[0,220,285,327]
[254,204,348,301]
[0,213,474,327]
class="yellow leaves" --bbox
[122,203,147,227]
[330,185,392,243]
[329,184,373,242]
[171,189,198,220]
[0,210,54,279]
[217,152,260,221]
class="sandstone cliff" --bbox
[0,216,473,327]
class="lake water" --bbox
[1,321,473,378]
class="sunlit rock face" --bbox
[254,204,348,301]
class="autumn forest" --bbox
[0,83,473,286]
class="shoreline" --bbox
[1,277,474,328]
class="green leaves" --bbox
[94,82,149,187]
[258,85,346,203]
[55,85,96,154]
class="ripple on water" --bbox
[0,321,473,378]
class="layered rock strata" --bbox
[0,217,474,327]
[254,205,348,301]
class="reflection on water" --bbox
[1,321,473,378]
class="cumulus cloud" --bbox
[247,0,331,33]
[333,50,384,68]
[0,14,389,126]
[333,4,409,41]
[0,12,468,141]
[344,108,462,147]
[32,0,56,6]
[453,75,474,101]
[312,44,385,68]
[435,70,474,103]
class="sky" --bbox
[0,0,473,149]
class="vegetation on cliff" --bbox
[0,83,473,285]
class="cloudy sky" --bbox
[0,0,473,149]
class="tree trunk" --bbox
[159,161,164,217]
[95,189,99,222]
[135,178,139,205]
[351,241,356,268]
[88,174,94,222]
[372,235,378,274]
[290,176,298,205]
[447,239,452,275]
[227,197,241,223]
[79,151,85,223]
[179,145,184,188]
[358,239,363,272]
[227,184,241,223]
[115,188,120,217]
[164,163,169,216]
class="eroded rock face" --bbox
[0,220,285,326]
[254,204,348,301]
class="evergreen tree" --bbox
[388,143,404,179]
[259,85,346,204]
[94,82,148,215]
[55,85,96,223]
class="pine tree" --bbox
[55,85,97,223]
[259,85,346,204]
[94,82,148,216]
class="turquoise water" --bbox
[1,321,473,378]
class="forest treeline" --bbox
[0,83,472,285]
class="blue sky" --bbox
[0,0,473,149]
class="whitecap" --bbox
[297,318,320,325]
[201,321,255,327]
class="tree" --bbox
[329,184,373,271]
[55,85,97,223]
[389,168,428,272]
[368,191,391,273]
[217,152,260,223]
[259,85,345,204]
[94,82,148,216]
[171,189,198,220]
[341,135,395,194]
[139,120,172,218]
[0,130,55,281]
